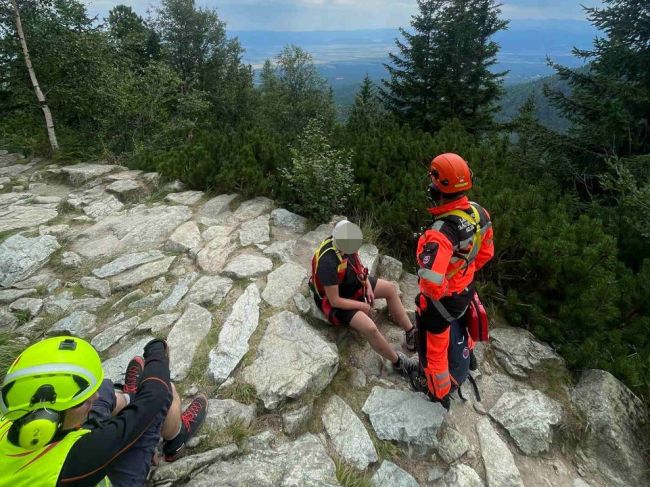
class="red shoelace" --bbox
[181,400,204,431]
[123,364,141,394]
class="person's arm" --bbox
[57,340,171,486]
[416,228,454,300]
[324,284,370,313]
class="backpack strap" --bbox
[436,203,484,279]
[311,238,346,299]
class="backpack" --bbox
[448,317,482,402]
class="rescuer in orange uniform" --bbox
[415,153,494,409]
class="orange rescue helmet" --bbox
[429,153,473,194]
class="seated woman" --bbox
[310,220,418,376]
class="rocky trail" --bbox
[0,152,647,487]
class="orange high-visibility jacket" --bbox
[416,196,494,399]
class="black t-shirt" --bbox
[56,342,171,486]
[316,250,364,299]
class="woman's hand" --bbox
[365,280,375,305]
[359,301,372,315]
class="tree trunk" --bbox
[11,0,59,151]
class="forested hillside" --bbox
[1,0,648,403]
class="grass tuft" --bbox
[13,310,32,326]
[0,333,27,382]
[218,380,257,405]
[335,459,373,487]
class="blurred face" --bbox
[61,391,99,430]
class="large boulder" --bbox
[239,215,270,246]
[242,311,338,409]
[371,461,419,487]
[157,273,197,312]
[223,254,273,279]
[206,399,257,430]
[208,284,261,384]
[0,205,58,233]
[91,317,139,352]
[82,194,124,219]
[436,424,470,464]
[0,288,35,304]
[489,390,563,456]
[92,250,165,278]
[571,369,649,487]
[198,194,238,223]
[263,240,296,263]
[165,191,204,206]
[231,197,273,223]
[73,205,192,258]
[435,464,484,487]
[188,434,338,487]
[476,417,524,487]
[109,256,175,291]
[61,163,118,186]
[166,221,202,254]
[184,275,233,307]
[362,387,446,448]
[322,395,377,470]
[378,255,403,281]
[166,304,212,381]
[271,208,307,236]
[136,313,180,334]
[150,444,239,486]
[282,403,313,435]
[0,234,60,287]
[262,262,308,308]
[399,272,419,314]
[358,244,379,276]
[490,327,563,378]
[197,233,239,274]
[49,311,97,339]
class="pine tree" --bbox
[546,0,650,159]
[347,75,383,132]
[106,5,160,64]
[381,0,507,134]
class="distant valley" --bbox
[230,19,594,127]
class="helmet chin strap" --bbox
[428,183,443,205]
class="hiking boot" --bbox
[469,350,478,371]
[163,395,208,462]
[404,326,417,352]
[394,351,419,377]
[123,356,144,395]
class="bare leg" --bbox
[350,311,398,363]
[374,279,414,331]
[161,383,182,440]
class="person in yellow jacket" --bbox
[0,336,207,486]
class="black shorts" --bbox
[312,277,378,326]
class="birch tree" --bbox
[10,0,59,151]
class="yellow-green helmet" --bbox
[0,337,104,421]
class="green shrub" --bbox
[281,119,359,221]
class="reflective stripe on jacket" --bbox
[0,419,109,487]
[416,196,494,300]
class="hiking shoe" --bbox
[404,326,417,352]
[163,395,208,462]
[469,350,478,371]
[394,351,419,377]
[123,356,144,395]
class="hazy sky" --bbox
[85,1,603,31]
